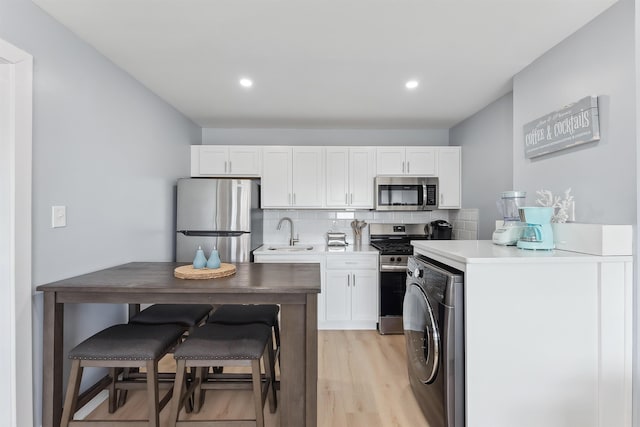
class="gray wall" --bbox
[202,127,449,146]
[636,0,640,424]
[449,93,514,239]
[0,1,201,425]
[512,0,636,225]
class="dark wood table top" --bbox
[36,262,321,295]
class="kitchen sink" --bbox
[267,245,314,252]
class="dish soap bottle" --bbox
[207,247,221,269]
[193,246,207,269]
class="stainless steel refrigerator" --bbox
[176,178,263,263]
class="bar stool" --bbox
[119,304,213,405]
[60,323,185,427]
[208,304,280,364]
[168,323,277,427]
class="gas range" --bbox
[370,223,432,335]
[369,223,431,270]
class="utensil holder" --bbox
[354,233,362,249]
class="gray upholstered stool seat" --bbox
[208,304,281,365]
[130,304,212,329]
[168,323,277,427]
[61,323,185,427]
[208,304,279,327]
[174,323,272,360]
[69,323,185,360]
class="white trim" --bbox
[74,391,108,420]
[0,38,33,427]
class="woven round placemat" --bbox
[174,263,236,280]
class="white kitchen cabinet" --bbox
[262,147,324,208]
[253,249,326,324]
[376,146,437,176]
[437,146,461,209]
[324,254,378,329]
[325,147,375,209]
[190,145,262,177]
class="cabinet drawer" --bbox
[326,256,378,270]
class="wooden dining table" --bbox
[36,261,321,427]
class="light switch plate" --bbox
[52,205,66,228]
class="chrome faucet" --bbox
[277,217,299,246]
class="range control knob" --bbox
[414,268,423,278]
[397,257,402,263]
[390,257,395,262]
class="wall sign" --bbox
[523,96,600,159]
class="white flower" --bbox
[536,188,574,223]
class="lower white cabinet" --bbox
[323,254,378,329]
[413,241,633,427]
[253,251,326,324]
[253,249,379,330]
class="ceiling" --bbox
[33,0,618,129]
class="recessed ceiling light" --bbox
[405,80,419,90]
[239,78,253,88]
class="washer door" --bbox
[403,282,440,384]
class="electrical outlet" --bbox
[52,206,66,228]
[336,212,354,219]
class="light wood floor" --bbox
[84,330,430,427]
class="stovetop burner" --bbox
[370,241,415,255]
[369,223,432,255]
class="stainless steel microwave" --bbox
[374,176,438,211]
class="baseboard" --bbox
[74,390,108,420]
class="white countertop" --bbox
[411,239,632,267]
[254,243,378,255]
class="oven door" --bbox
[378,269,407,334]
[403,281,440,384]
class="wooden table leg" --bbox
[42,291,64,427]
[280,302,307,427]
[306,294,318,427]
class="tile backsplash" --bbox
[263,210,453,245]
[450,208,479,240]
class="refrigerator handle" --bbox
[177,230,246,237]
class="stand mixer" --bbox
[516,207,555,250]
[492,191,527,245]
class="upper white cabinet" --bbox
[191,144,460,210]
[262,146,324,208]
[325,147,375,209]
[376,147,437,176]
[191,145,262,177]
[437,147,461,209]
